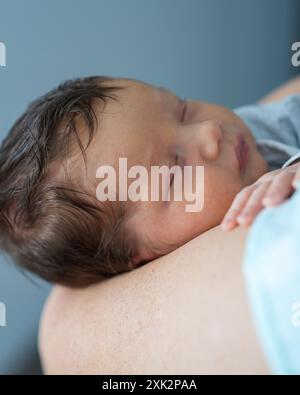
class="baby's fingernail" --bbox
[293,179,300,189]
[221,217,234,230]
[263,196,280,206]
[262,196,272,205]
[237,214,250,225]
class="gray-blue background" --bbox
[0,0,299,374]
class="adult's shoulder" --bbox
[258,75,300,104]
[39,226,268,374]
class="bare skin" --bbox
[39,76,300,375]
[258,75,300,104]
[39,226,268,374]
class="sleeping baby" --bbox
[0,76,299,286]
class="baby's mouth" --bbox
[235,133,249,171]
[218,122,249,172]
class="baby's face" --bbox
[81,78,267,264]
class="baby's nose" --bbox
[199,120,223,162]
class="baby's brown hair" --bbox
[0,76,139,287]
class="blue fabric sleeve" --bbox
[243,188,300,374]
[234,94,300,148]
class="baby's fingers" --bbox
[236,181,271,226]
[221,185,256,231]
[263,171,294,207]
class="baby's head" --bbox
[0,76,267,286]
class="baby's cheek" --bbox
[203,171,243,221]
[206,164,242,191]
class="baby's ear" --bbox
[129,255,144,269]
[130,250,158,269]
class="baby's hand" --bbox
[221,162,300,231]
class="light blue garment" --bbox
[244,188,300,374]
[234,94,300,374]
[234,94,300,170]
